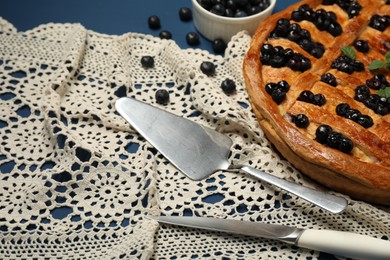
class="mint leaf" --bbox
[341,46,356,59]
[385,52,390,63]
[370,52,390,70]
[378,87,390,98]
[369,60,388,70]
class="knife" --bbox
[147,215,390,260]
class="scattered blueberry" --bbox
[148,15,161,29]
[186,32,200,46]
[220,78,236,94]
[155,89,170,105]
[200,61,216,76]
[179,7,193,21]
[212,38,227,54]
[159,30,173,40]
[141,56,155,68]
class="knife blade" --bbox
[147,215,390,260]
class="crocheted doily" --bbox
[0,17,389,259]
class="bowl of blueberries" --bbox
[192,0,276,43]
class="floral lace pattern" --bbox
[0,18,389,259]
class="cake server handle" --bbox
[236,165,348,214]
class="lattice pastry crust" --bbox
[243,0,390,204]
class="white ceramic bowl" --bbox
[191,0,276,43]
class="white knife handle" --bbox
[239,166,348,214]
[297,229,390,260]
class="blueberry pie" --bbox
[243,0,390,204]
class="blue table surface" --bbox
[0,1,337,259]
[1,0,299,53]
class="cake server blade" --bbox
[115,97,348,213]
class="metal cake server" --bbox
[147,215,390,260]
[115,97,348,213]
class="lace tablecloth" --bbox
[0,17,389,259]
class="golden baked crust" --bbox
[243,0,390,205]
